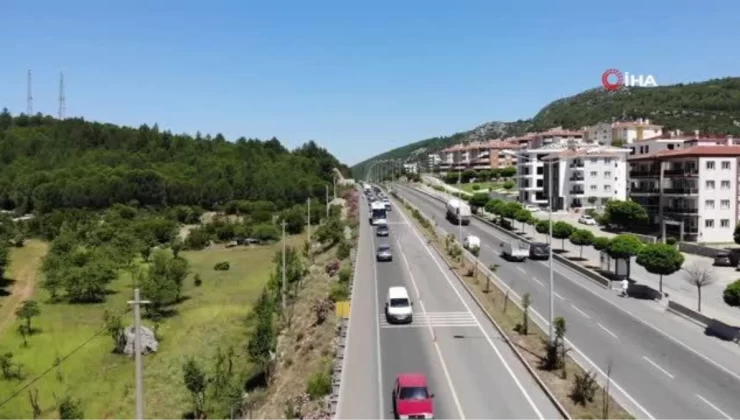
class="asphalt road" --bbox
[337,191,562,419]
[396,183,740,420]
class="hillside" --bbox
[351,77,740,177]
[0,109,349,217]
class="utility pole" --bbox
[325,185,330,218]
[26,69,33,116]
[127,289,150,420]
[58,72,66,120]
[281,220,287,310]
[307,197,311,245]
[547,159,555,344]
[457,170,463,244]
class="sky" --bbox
[1,0,738,166]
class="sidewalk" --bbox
[413,181,740,328]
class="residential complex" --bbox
[584,118,663,145]
[628,137,740,242]
[436,140,518,172]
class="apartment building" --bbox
[628,138,740,242]
[403,162,419,174]
[516,129,585,205]
[437,140,518,172]
[584,118,663,145]
[427,153,442,171]
[542,147,630,210]
[627,130,735,158]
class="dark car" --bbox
[529,242,550,260]
[376,244,393,262]
[714,252,732,266]
[377,225,390,237]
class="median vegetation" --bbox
[392,192,633,419]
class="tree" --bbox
[684,262,715,312]
[602,200,648,229]
[734,223,740,245]
[536,220,551,242]
[0,245,8,280]
[282,205,306,235]
[470,246,481,278]
[592,236,610,251]
[139,250,190,316]
[57,395,84,419]
[513,209,531,232]
[552,221,575,250]
[468,193,490,210]
[607,234,645,279]
[247,290,276,377]
[723,280,740,309]
[15,300,40,334]
[569,229,595,259]
[182,358,208,419]
[635,243,684,293]
[103,310,126,354]
[503,180,515,190]
[500,166,516,179]
[484,199,505,218]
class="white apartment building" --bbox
[627,130,734,158]
[628,138,740,243]
[584,119,663,145]
[403,162,419,174]
[427,153,442,170]
[542,147,630,210]
[516,129,585,205]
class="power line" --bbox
[0,306,131,409]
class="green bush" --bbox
[338,266,352,283]
[471,185,480,191]
[666,237,677,246]
[337,240,351,260]
[503,180,515,190]
[306,369,332,399]
[329,282,349,302]
[213,261,230,271]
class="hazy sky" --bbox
[1,0,738,165]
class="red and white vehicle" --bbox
[392,373,435,419]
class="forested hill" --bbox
[351,77,740,177]
[0,109,349,214]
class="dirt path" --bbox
[0,240,48,337]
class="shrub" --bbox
[193,273,202,287]
[337,240,351,260]
[306,368,332,399]
[471,184,480,191]
[329,282,349,302]
[213,261,230,271]
[338,266,352,283]
[503,180,515,190]
[570,371,598,405]
[666,237,677,245]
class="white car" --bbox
[524,204,540,213]
[463,235,481,250]
[385,286,413,324]
[578,215,597,225]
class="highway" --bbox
[395,183,740,419]
[337,191,562,419]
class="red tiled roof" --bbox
[629,145,740,161]
[542,148,627,160]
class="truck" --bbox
[445,198,471,225]
[370,201,388,226]
[501,240,530,262]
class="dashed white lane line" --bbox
[642,356,674,379]
[553,292,565,300]
[531,278,544,287]
[597,323,618,339]
[517,267,527,274]
[696,394,732,419]
[570,304,591,319]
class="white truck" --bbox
[370,201,388,226]
[502,240,530,262]
[445,198,471,225]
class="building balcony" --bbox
[629,170,660,177]
[663,207,699,214]
[663,168,699,177]
[570,189,585,195]
[569,162,584,168]
[630,187,659,194]
[569,176,585,182]
[663,188,699,195]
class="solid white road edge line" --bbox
[396,187,655,420]
[394,196,545,420]
[641,356,674,379]
[371,233,386,418]
[696,394,732,420]
[396,238,467,420]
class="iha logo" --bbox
[602,69,658,91]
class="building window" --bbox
[706,180,715,189]
[604,185,611,192]
[721,200,730,209]
[706,161,715,170]
[705,200,715,210]
[605,171,611,178]
[590,185,597,191]
[537,167,544,175]
[721,180,731,189]
[721,219,730,228]
[537,179,543,187]
[667,144,675,150]
[705,219,714,228]
[605,158,612,164]
[590,171,597,177]
[722,161,731,170]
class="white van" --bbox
[385,286,413,324]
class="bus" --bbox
[370,201,388,226]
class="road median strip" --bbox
[390,188,633,420]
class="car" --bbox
[529,242,550,260]
[392,373,434,419]
[377,225,390,237]
[578,215,597,225]
[385,286,413,323]
[376,243,393,262]
[524,204,540,213]
[463,235,480,250]
[714,252,732,266]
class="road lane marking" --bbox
[570,304,591,319]
[642,356,674,379]
[597,323,618,339]
[531,278,544,287]
[400,186,740,388]
[370,230,386,418]
[396,237,467,419]
[397,186,656,420]
[554,292,565,300]
[696,394,732,419]
[393,194,545,420]
[517,267,527,274]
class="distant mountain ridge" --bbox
[351,77,740,178]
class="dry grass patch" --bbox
[396,196,633,420]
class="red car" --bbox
[392,373,435,419]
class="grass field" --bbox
[457,181,506,193]
[0,236,303,419]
